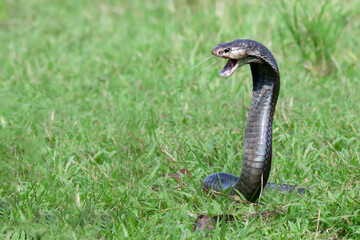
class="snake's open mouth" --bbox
[220,58,240,77]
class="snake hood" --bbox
[212,39,279,77]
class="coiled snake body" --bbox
[202,39,306,202]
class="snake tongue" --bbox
[220,59,240,77]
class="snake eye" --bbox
[224,48,231,53]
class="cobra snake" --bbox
[201,39,306,202]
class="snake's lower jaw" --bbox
[220,59,240,77]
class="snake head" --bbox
[212,41,247,77]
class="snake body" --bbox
[201,39,306,202]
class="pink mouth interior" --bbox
[220,59,238,77]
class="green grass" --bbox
[1,0,359,239]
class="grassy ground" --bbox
[1,0,359,239]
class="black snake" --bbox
[201,39,306,202]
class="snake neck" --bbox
[234,62,280,201]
